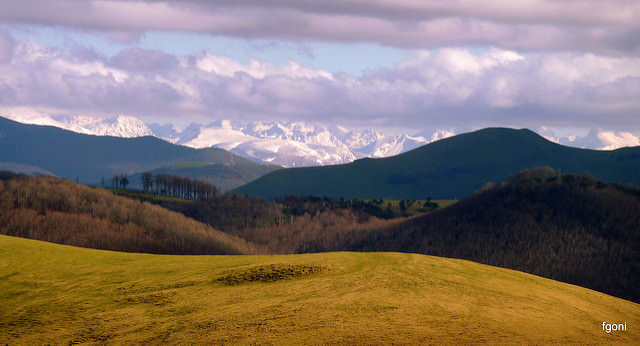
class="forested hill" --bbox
[341,169,640,302]
[0,174,258,255]
[0,116,279,188]
[234,127,640,199]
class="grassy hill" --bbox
[0,116,278,188]
[234,127,640,199]
[0,175,257,255]
[1,235,638,344]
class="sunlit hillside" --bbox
[1,235,638,344]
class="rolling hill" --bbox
[1,235,638,344]
[0,175,257,255]
[0,116,279,189]
[234,127,640,199]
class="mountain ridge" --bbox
[0,117,279,189]
[234,127,640,199]
[5,113,639,168]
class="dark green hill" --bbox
[0,116,278,188]
[336,171,640,303]
[234,127,640,199]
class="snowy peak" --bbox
[414,128,455,143]
[358,133,428,158]
[3,113,93,134]
[171,120,361,167]
[539,127,640,150]
[77,115,153,138]
[4,113,152,138]
[148,123,181,143]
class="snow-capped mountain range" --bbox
[148,119,433,167]
[3,113,639,167]
[3,113,436,167]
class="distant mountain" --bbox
[7,113,639,168]
[234,127,640,199]
[0,117,278,189]
[4,113,153,138]
[4,114,443,167]
[170,120,431,167]
[539,127,640,150]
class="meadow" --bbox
[1,234,638,344]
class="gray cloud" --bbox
[0,1,639,53]
[0,28,14,63]
[1,41,639,131]
[110,47,179,71]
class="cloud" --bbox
[1,40,640,131]
[110,47,178,71]
[0,28,14,63]
[598,131,640,150]
[1,1,639,53]
[194,52,334,80]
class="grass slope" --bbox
[0,116,276,187]
[1,235,638,344]
[234,127,640,199]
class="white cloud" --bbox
[51,59,129,83]
[598,131,640,150]
[1,40,640,131]
[195,52,333,80]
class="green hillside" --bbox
[1,235,638,344]
[0,116,277,188]
[234,127,640,199]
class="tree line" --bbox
[109,172,219,201]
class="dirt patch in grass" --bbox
[121,291,176,306]
[216,263,326,285]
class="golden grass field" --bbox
[1,234,638,344]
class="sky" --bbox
[0,0,639,140]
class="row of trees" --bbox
[108,172,219,201]
[110,174,129,189]
[274,195,439,219]
[145,173,219,201]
